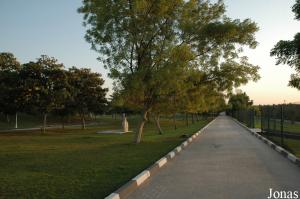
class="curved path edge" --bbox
[232,117,300,167]
[104,118,217,199]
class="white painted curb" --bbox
[175,146,182,153]
[105,193,120,199]
[168,151,175,159]
[232,117,300,167]
[156,157,167,168]
[104,117,217,199]
[132,170,150,186]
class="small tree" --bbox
[68,67,108,129]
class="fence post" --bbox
[267,106,270,132]
[252,108,255,128]
[260,106,263,132]
[273,104,276,131]
[247,110,250,127]
[249,109,252,128]
[280,104,284,146]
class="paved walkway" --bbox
[127,116,300,199]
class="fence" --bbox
[260,104,300,142]
[229,104,300,151]
[227,108,256,128]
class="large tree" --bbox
[271,0,300,89]
[79,0,260,143]
[67,67,108,129]
[0,52,21,128]
[20,55,69,133]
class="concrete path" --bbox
[127,116,300,199]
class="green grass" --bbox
[264,135,300,158]
[229,116,300,158]
[0,116,210,198]
[247,117,300,158]
[254,117,300,134]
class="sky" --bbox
[0,0,300,105]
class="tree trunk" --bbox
[148,112,152,123]
[6,114,10,123]
[192,113,195,124]
[185,112,188,126]
[135,111,148,144]
[15,112,18,129]
[173,113,177,130]
[196,113,199,122]
[43,113,47,133]
[81,114,86,130]
[62,116,65,129]
[154,115,163,135]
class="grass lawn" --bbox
[264,135,300,158]
[246,117,300,158]
[254,117,300,134]
[0,115,211,198]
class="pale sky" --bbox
[0,0,299,105]
[224,0,300,105]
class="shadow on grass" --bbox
[0,118,211,198]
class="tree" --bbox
[0,52,21,128]
[79,0,260,143]
[271,0,300,89]
[68,67,108,129]
[20,55,69,133]
[228,92,253,111]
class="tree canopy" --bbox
[0,53,22,123]
[79,0,260,143]
[271,0,300,89]
[0,52,108,131]
[68,67,108,129]
[228,91,253,111]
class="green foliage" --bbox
[270,33,300,68]
[0,52,20,71]
[68,67,108,118]
[0,52,108,130]
[20,56,69,114]
[79,0,260,142]
[271,0,300,89]
[0,53,22,116]
[293,0,300,20]
[228,92,253,111]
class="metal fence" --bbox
[227,108,256,128]
[261,104,300,142]
[229,104,300,148]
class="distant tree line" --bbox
[0,52,108,132]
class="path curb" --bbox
[232,118,300,167]
[105,118,216,199]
